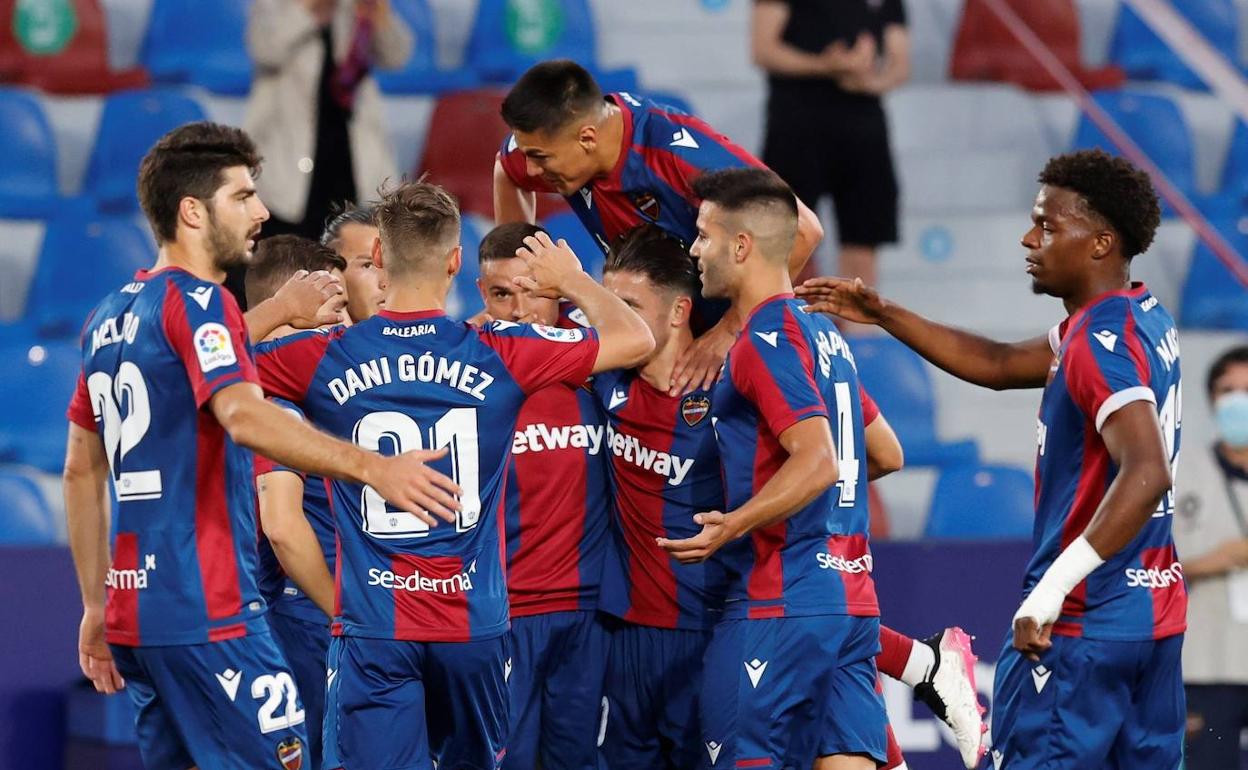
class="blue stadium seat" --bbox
[83,89,207,212]
[0,468,57,544]
[0,337,82,473]
[1070,89,1194,216]
[1220,119,1248,199]
[464,0,636,88]
[848,335,978,468]
[1109,0,1238,91]
[1179,217,1248,330]
[924,463,1035,539]
[23,217,156,338]
[542,211,604,278]
[375,0,479,94]
[0,89,60,218]
[140,0,252,94]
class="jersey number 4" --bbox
[353,408,482,538]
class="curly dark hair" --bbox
[1037,149,1161,259]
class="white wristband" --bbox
[1013,536,1105,626]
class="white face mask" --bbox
[1214,391,1248,449]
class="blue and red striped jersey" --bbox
[255,311,600,642]
[593,371,727,629]
[711,294,878,620]
[252,394,336,626]
[1032,283,1186,641]
[66,267,268,647]
[504,382,612,617]
[500,92,765,252]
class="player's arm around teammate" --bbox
[243,267,347,343]
[514,230,655,372]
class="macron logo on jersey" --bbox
[580,187,593,209]
[1093,329,1118,352]
[670,128,700,149]
[706,741,723,765]
[755,330,779,348]
[608,388,629,411]
[745,658,768,688]
[512,422,605,455]
[216,668,242,701]
[187,286,213,311]
[607,426,694,486]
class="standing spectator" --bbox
[244,0,411,243]
[1174,344,1248,770]
[752,0,909,294]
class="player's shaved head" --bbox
[692,168,799,263]
[479,222,547,265]
[1037,150,1160,259]
[501,59,604,134]
[374,181,461,279]
[245,235,346,308]
[606,224,700,298]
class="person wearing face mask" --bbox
[1173,344,1248,770]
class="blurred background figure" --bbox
[245,0,412,242]
[1174,344,1248,770]
[752,0,910,292]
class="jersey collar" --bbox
[1061,282,1150,343]
[377,308,446,321]
[743,292,796,325]
[599,93,635,190]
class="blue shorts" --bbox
[602,621,711,770]
[322,634,509,770]
[270,613,330,770]
[503,610,610,770]
[110,630,309,770]
[991,631,1184,769]
[700,615,887,769]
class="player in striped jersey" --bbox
[800,150,1184,769]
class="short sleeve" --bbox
[161,281,258,407]
[730,312,828,438]
[645,113,767,206]
[254,398,307,478]
[254,329,338,404]
[859,384,880,427]
[1062,302,1155,433]
[479,320,600,394]
[499,133,559,194]
[66,371,97,431]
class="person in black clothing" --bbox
[752,0,909,301]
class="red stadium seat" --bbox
[949,0,1124,92]
[416,88,567,221]
[0,0,147,95]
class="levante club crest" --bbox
[633,192,660,220]
[681,395,710,427]
[276,737,304,770]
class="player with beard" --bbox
[63,122,460,770]
[799,150,1184,769]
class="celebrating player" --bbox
[476,222,614,770]
[322,203,389,323]
[495,59,823,395]
[63,123,462,770]
[659,168,886,768]
[256,181,653,769]
[798,149,1184,768]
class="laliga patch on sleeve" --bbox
[193,322,237,372]
[532,324,584,343]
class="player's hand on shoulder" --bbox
[657,510,732,564]
[276,269,347,329]
[466,309,495,328]
[514,231,584,299]
[78,608,125,694]
[366,447,463,528]
[795,276,886,325]
[670,322,733,396]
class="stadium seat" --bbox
[0,89,60,218]
[0,0,148,95]
[924,463,1035,539]
[1109,0,1238,91]
[82,89,207,212]
[1070,90,1194,216]
[849,336,979,468]
[949,0,1124,92]
[140,0,252,95]
[22,216,156,338]
[1179,217,1248,330]
[0,337,82,473]
[0,468,57,544]
[1219,119,1248,200]
[375,0,479,94]
[464,0,636,89]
